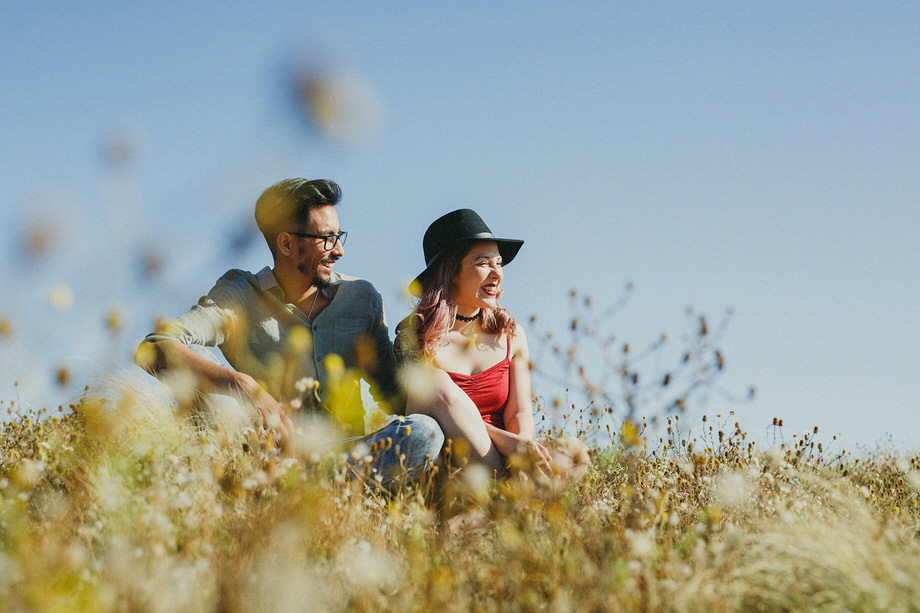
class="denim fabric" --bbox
[351,414,444,490]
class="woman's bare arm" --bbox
[489,326,552,468]
[502,324,536,438]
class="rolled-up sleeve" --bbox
[144,281,243,348]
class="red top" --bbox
[446,338,511,430]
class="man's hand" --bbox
[252,387,295,438]
[236,373,295,439]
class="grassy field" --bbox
[2,380,919,613]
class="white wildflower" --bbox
[714,470,755,508]
[294,377,315,393]
[334,539,398,593]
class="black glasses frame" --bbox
[288,231,347,251]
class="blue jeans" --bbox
[350,414,444,490]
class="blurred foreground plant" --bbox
[2,377,920,612]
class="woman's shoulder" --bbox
[509,319,527,339]
[508,321,529,356]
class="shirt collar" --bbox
[256,266,343,299]
[255,266,279,291]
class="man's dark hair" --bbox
[254,178,342,257]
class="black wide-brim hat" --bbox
[410,208,524,295]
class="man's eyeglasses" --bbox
[288,231,347,251]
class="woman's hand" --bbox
[514,437,555,477]
[487,426,554,477]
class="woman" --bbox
[396,209,589,483]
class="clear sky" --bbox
[2,2,918,453]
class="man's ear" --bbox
[276,232,293,256]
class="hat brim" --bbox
[409,237,523,297]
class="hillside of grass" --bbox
[2,380,919,613]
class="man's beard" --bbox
[298,256,337,289]
[312,276,331,290]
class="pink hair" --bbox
[414,241,516,357]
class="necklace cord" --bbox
[307,289,320,320]
[455,309,482,322]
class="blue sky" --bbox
[2,2,918,452]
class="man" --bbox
[135,178,443,488]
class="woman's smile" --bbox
[453,241,503,313]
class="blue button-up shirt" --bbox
[144,267,400,423]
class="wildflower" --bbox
[106,308,125,335]
[714,470,754,507]
[14,459,44,487]
[48,284,74,311]
[625,528,656,559]
[294,376,316,393]
[294,69,384,143]
[398,362,439,405]
[620,420,641,448]
[461,464,492,503]
[288,326,312,352]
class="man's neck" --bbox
[271,264,315,299]
[274,266,335,320]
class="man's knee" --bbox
[401,413,445,457]
[361,415,444,490]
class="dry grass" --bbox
[2,382,919,613]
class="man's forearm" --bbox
[135,339,257,399]
[135,338,294,436]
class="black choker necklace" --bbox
[455,309,482,322]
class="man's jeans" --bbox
[350,413,444,491]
